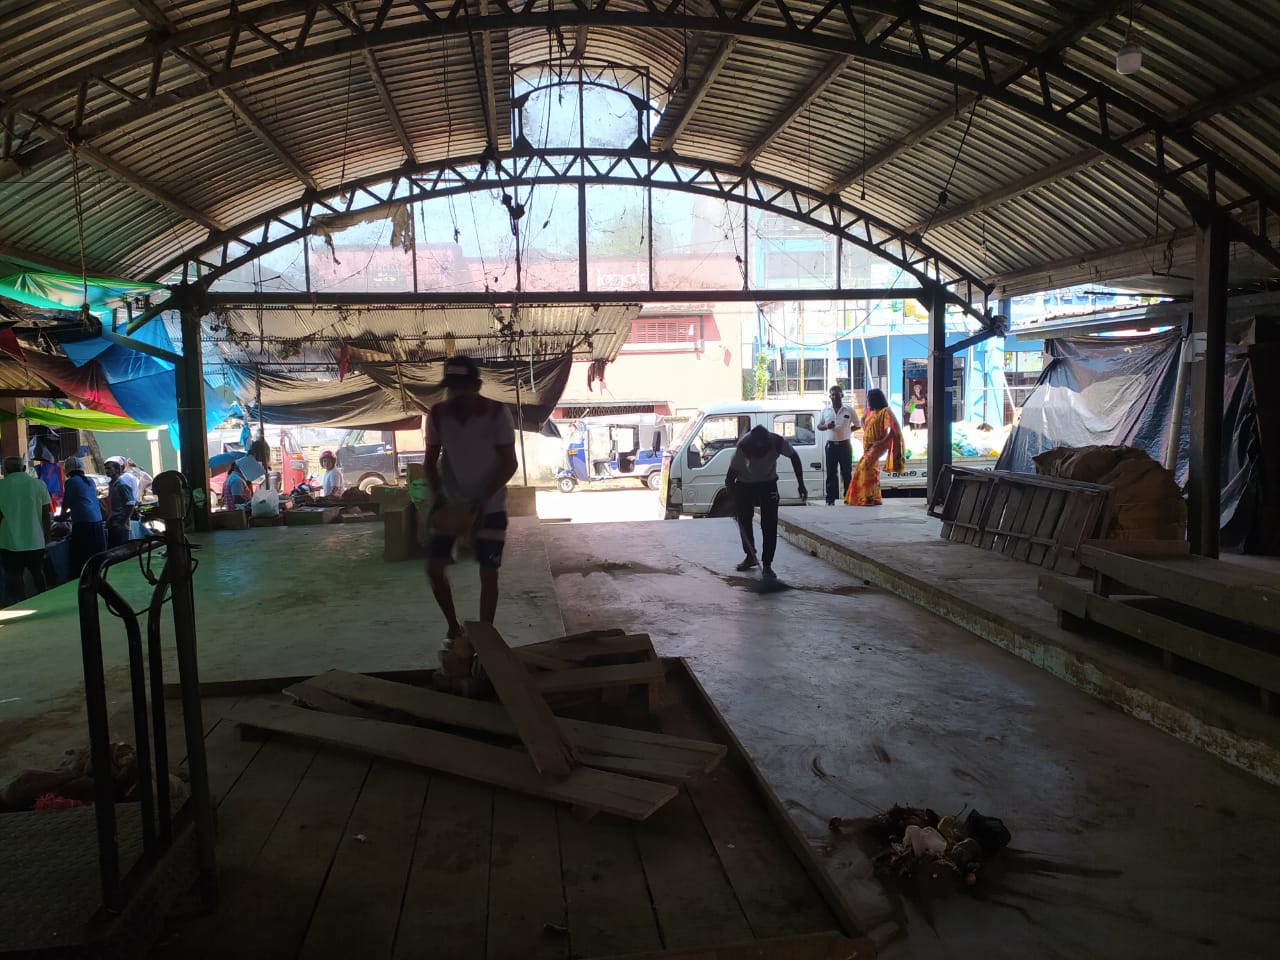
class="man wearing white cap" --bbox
[0,456,51,603]
[63,457,106,577]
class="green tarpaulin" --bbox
[0,271,164,318]
[0,405,162,432]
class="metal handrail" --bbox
[75,471,215,914]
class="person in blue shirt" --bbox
[62,457,106,577]
[222,463,251,508]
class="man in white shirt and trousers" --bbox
[818,384,859,505]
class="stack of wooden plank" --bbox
[928,466,1111,573]
[1039,545,1280,712]
[229,623,724,821]
[511,626,667,711]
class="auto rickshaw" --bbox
[555,414,670,492]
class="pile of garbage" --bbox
[842,804,1011,887]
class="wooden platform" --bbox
[154,661,864,960]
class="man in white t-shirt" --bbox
[424,355,518,645]
[0,456,51,603]
[817,384,860,505]
[319,450,345,497]
[726,425,807,580]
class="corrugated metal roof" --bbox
[212,302,638,364]
[0,0,1275,303]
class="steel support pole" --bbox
[1188,216,1228,557]
[926,292,952,499]
[177,306,211,531]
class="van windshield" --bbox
[670,413,703,451]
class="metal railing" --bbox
[76,470,215,914]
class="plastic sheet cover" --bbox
[241,352,574,432]
[999,329,1262,550]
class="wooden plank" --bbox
[1078,545,1280,629]
[1084,593,1280,692]
[531,661,666,695]
[303,669,724,775]
[1037,574,1089,619]
[164,668,437,699]
[1011,487,1051,561]
[1004,483,1039,555]
[299,762,429,960]
[1026,489,1067,566]
[486,791,567,960]
[465,621,577,777]
[557,808,663,958]
[284,681,380,718]
[977,479,1011,550]
[1048,490,1107,573]
[952,477,986,544]
[200,749,369,959]
[601,932,875,959]
[512,648,575,671]
[659,712,838,939]
[152,738,320,959]
[633,792,753,950]
[517,632,655,663]
[1081,537,1191,557]
[229,701,676,821]
[394,776,492,960]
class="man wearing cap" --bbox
[0,456,51,603]
[63,457,106,577]
[424,355,519,646]
[725,425,808,579]
[319,450,345,498]
[103,456,138,547]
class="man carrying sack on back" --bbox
[423,356,518,669]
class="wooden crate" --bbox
[928,466,1112,574]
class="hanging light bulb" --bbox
[1116,0,1142,75]
[1116,42,1142,75]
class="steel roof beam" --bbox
[739,54,850,167]
[909,66,1280,235]
[202,288,928,306]
[825,0,1130,196]
[0,2,1274,269]
[655,0,765,152]
[346,3,418,165]
[473,0,501,154]
[126,0,319,192]
[78,142,226,234]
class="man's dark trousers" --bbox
[825,440,853,504]
[733,480,780,566]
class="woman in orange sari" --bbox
[845,388,905,506]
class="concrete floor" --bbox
[543,517,1280,960]
[2,504,1279,958]
[0,519,561,771]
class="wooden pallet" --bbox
[928,466,1112,574]
[1040,545,1280,712]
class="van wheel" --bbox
[557,476,577,493]
[358,474,385,494]
[645,472,662,491]
[708,492,734,518]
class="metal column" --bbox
[1188,216,1228,557]
[177,306,211,532]
[926,291,952,499]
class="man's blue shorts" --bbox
[425,511,509,568]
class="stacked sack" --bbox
[1033,444,1186,541]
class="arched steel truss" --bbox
[161,147,995,322]
[2,1,1276,270]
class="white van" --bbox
[661,400,825,519]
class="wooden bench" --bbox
[1040,545,1280,712]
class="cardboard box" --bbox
[285,507,341,526]
[383,505,418,561]
[210,509,249,530]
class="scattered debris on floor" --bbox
[0,741,188,812]
[833,803,1011,889]
[229,624,725,821]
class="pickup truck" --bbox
[337,426,425,492]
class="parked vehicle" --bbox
[206,426,306,497]
[555,415,671,493]
[660,400,824,518]
[336,424,425,492]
